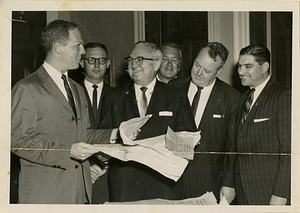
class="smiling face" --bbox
[128,44,160,86]
[60,29,85,71]
[81,47,110,84]
[158,46,181,81]
[190,47,223,87]
[237,54,269,88]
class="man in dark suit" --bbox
[99,41,196,202]
[11,20,115,204]
[169,42,239,203]
[234,44,291,205]
[79,42,111,204]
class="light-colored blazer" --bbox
[11,66,111,204]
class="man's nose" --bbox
[195,67,204,76]
[94,60,100,68]
[79,45,86,55]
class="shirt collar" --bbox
[84,78,103,89]
[252,75,271,94]
[43,61,68,79]
[191,78,216,91]
[135,78,156,92]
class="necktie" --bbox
[140,87,148,117]
[191,86,203,118]
[241,88,255,124]
[92,85,98,117]
[61,74,77,119]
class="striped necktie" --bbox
[241,88,255,124]
[61,74,77,119]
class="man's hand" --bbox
[95,152,111,162]
[90,164,107,184]
[269,195,287,205]
[129,129,141,141]
[220,186,235,204]
[70,142,97,161]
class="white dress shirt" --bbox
[84,79,103,108]
[43,61,73,102]
[134,78,156,116]
[188,79,216,128]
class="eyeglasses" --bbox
[82,57,108,65]
[124,56,154,66]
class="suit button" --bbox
[71,117,75,123]
[53,165,57,168]
[75,165,78,169]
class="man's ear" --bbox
[216,67,223,77]
[262,62,269,73]
[53,41,61,54]
[79,59,84,68]
[153,60,161,72]
[106,59,111,69]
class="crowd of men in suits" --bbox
[11,19,291,205]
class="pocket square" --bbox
[254,118,270,123]
[213,114,222,118]
[159,111,173,116]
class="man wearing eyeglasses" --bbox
[79,42,111,204]
[157,42,182,83]
[99,41,196,202]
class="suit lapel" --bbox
[38,68,75,117]
[125,83,140,116]
[96,83,110,124]
[239,78,274,128]
[147,81,162,114]
[198,78,223,130]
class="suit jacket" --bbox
[11,66,112,204]
[79,81,111,129]
[234,77,291,205]
[169,76,240,201]
[99,80,196,202]
[79,80,111,204]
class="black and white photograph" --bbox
[0,1,299,213]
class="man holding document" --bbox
[169,42,240,203]
[99,41,197,202]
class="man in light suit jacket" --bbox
[169,42,239,203]
[99,41,196,202]
[11,20,115,204]
[234,44,291,205]
[79,42,111,204]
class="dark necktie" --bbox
[191,86,203,118]
[241,88,255,124]
[140,87,148,117]
[61,74,77,119]
[92,85,98,117]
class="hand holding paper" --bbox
[70,142,100,161]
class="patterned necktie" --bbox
[61,74,77,119]
[191,86,203,118]
[241,88,255,124]
[92,85,98,117]
[140,87,148,117]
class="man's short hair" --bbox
[204,42,229,69]
[41,19,82,56]
[133,41,163,63]
[239,44,270,65]
[161,42,182,62]
[84,42,108,57]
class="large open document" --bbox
[74,116,200,181]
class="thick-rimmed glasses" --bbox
[124,56,154,66]
[82,57,108,65]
